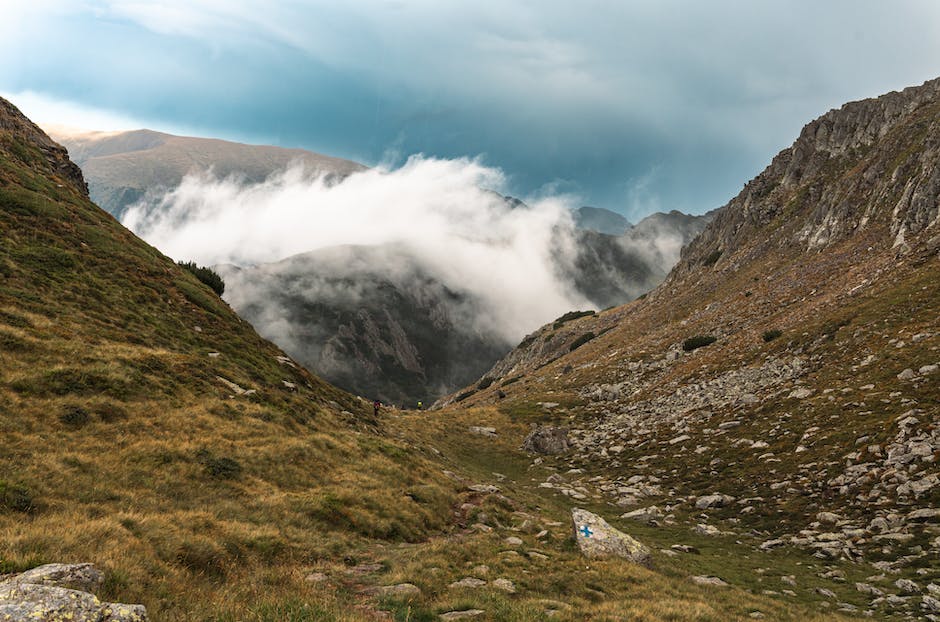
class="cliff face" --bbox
[674,77,940,278]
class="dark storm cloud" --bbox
[3,1,940,217]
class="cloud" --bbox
[122,156,590,341]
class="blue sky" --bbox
[3,1,940,219]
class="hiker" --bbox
[373,399,381,417]
[417,400,423,410]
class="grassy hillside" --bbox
[0,100,855,621]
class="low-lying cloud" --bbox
[122,156,591,341]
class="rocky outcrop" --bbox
[0,563,147,621]
[522,425,570,455]
[0,98,88,196]
[571,508,652,566]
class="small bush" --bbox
[178,261,225,296]
[552,310,595,329]
[682,335,717,352]
[455,389,476,402]
[0,481,34,513]
[477,377,494,390]
[762,329,782,342]
[703,249,723,266]
[59,405,90,427]
[569,331,596,351]
[196,449,242,479]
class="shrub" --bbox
[0,481,34,513]
[196,449,242,479]
[477,377,494,390]
[682,335,717,352]
[703,249,723,266]
[552,310,596,329]
[59,405,90,427]
[455,389,476,402]
[178,261,225,296]
[569,331,596,351]
[762,329,782,342]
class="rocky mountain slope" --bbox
[573,205,631,235]
[441,79,940,619]
[45,126,365,217]
[1,95,849,622]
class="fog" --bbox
[122,156,593,341]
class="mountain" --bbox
[1,95,849,622]
[217,244,510,406]
[0,97,461,618]
[45,126,365,217]
[439,78,940,616]
[573,205,631,235]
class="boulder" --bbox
[571,508,651,566]
[522,426,570,454]
[694,494,734,509]
[0,564,147,622]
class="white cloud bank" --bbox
[122,156,591,341]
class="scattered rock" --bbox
[0,563,147,621]
[449,577,487,589]
[897,368,916,381]
[522,426,570,454]
[571,508,651,566]
[504,536,523,546]
[468,426,497,437]
[371,583,422,599]
[695,494,734,510]
[440,610,486,620]
[691,576,729,587]
[492,578,516,593]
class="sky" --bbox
[2,1,940,219]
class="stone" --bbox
[919,364,938,375]
[897,368,916,380]
[522,426,570,454]
[4,563,103,593]
[372,583,421,599]
[908,509,940,523]
[691,576,728,587]
[789,388,813,399]
[468,426,497,437]
[621,506,664,524]
[504,536,523,546]
[571,508,651,566]
[304,572,328,583]
[895,579,920,593]
[695,494,734,509]
[492,578,516,593]
[0,564,147,622]
[449,577,486,589]
[439,610,485,620]
[816,511,842,524]
[923,595,940,613]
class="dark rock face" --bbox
[0,98,88,196]
[522,425,570,454]
[674,77,940,276]
[218,244,510,406]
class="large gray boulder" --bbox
[571,508,652,567]
[522,425,570,454]
[0,563,147,621]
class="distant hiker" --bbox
[417,401,423,410]
[373,400,381,417]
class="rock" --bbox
[621,506,664,524]
[695,494,734,509]
[468,484,500,494]
[896,579,920,593]
[504,536,523,546]
[0,564,147,621]
[691,576,728,587]
[897,368,916,380]
[670,544,700,554]
[492,578,516,593]
[571,508,651,566]
[668,434,691,445]
[372,583,421,599]
[789,388,813,399]
[439,610,485,620]
[449,577,487,589]
[909,509,940,523]
[304,572,328,583]
[4,563,103,593]
[759,539,785,551]
[923,595,940,613]
[522,426,570,454]
[816,511,842,524]
[468,426,497,437]
[919,364,938,375]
